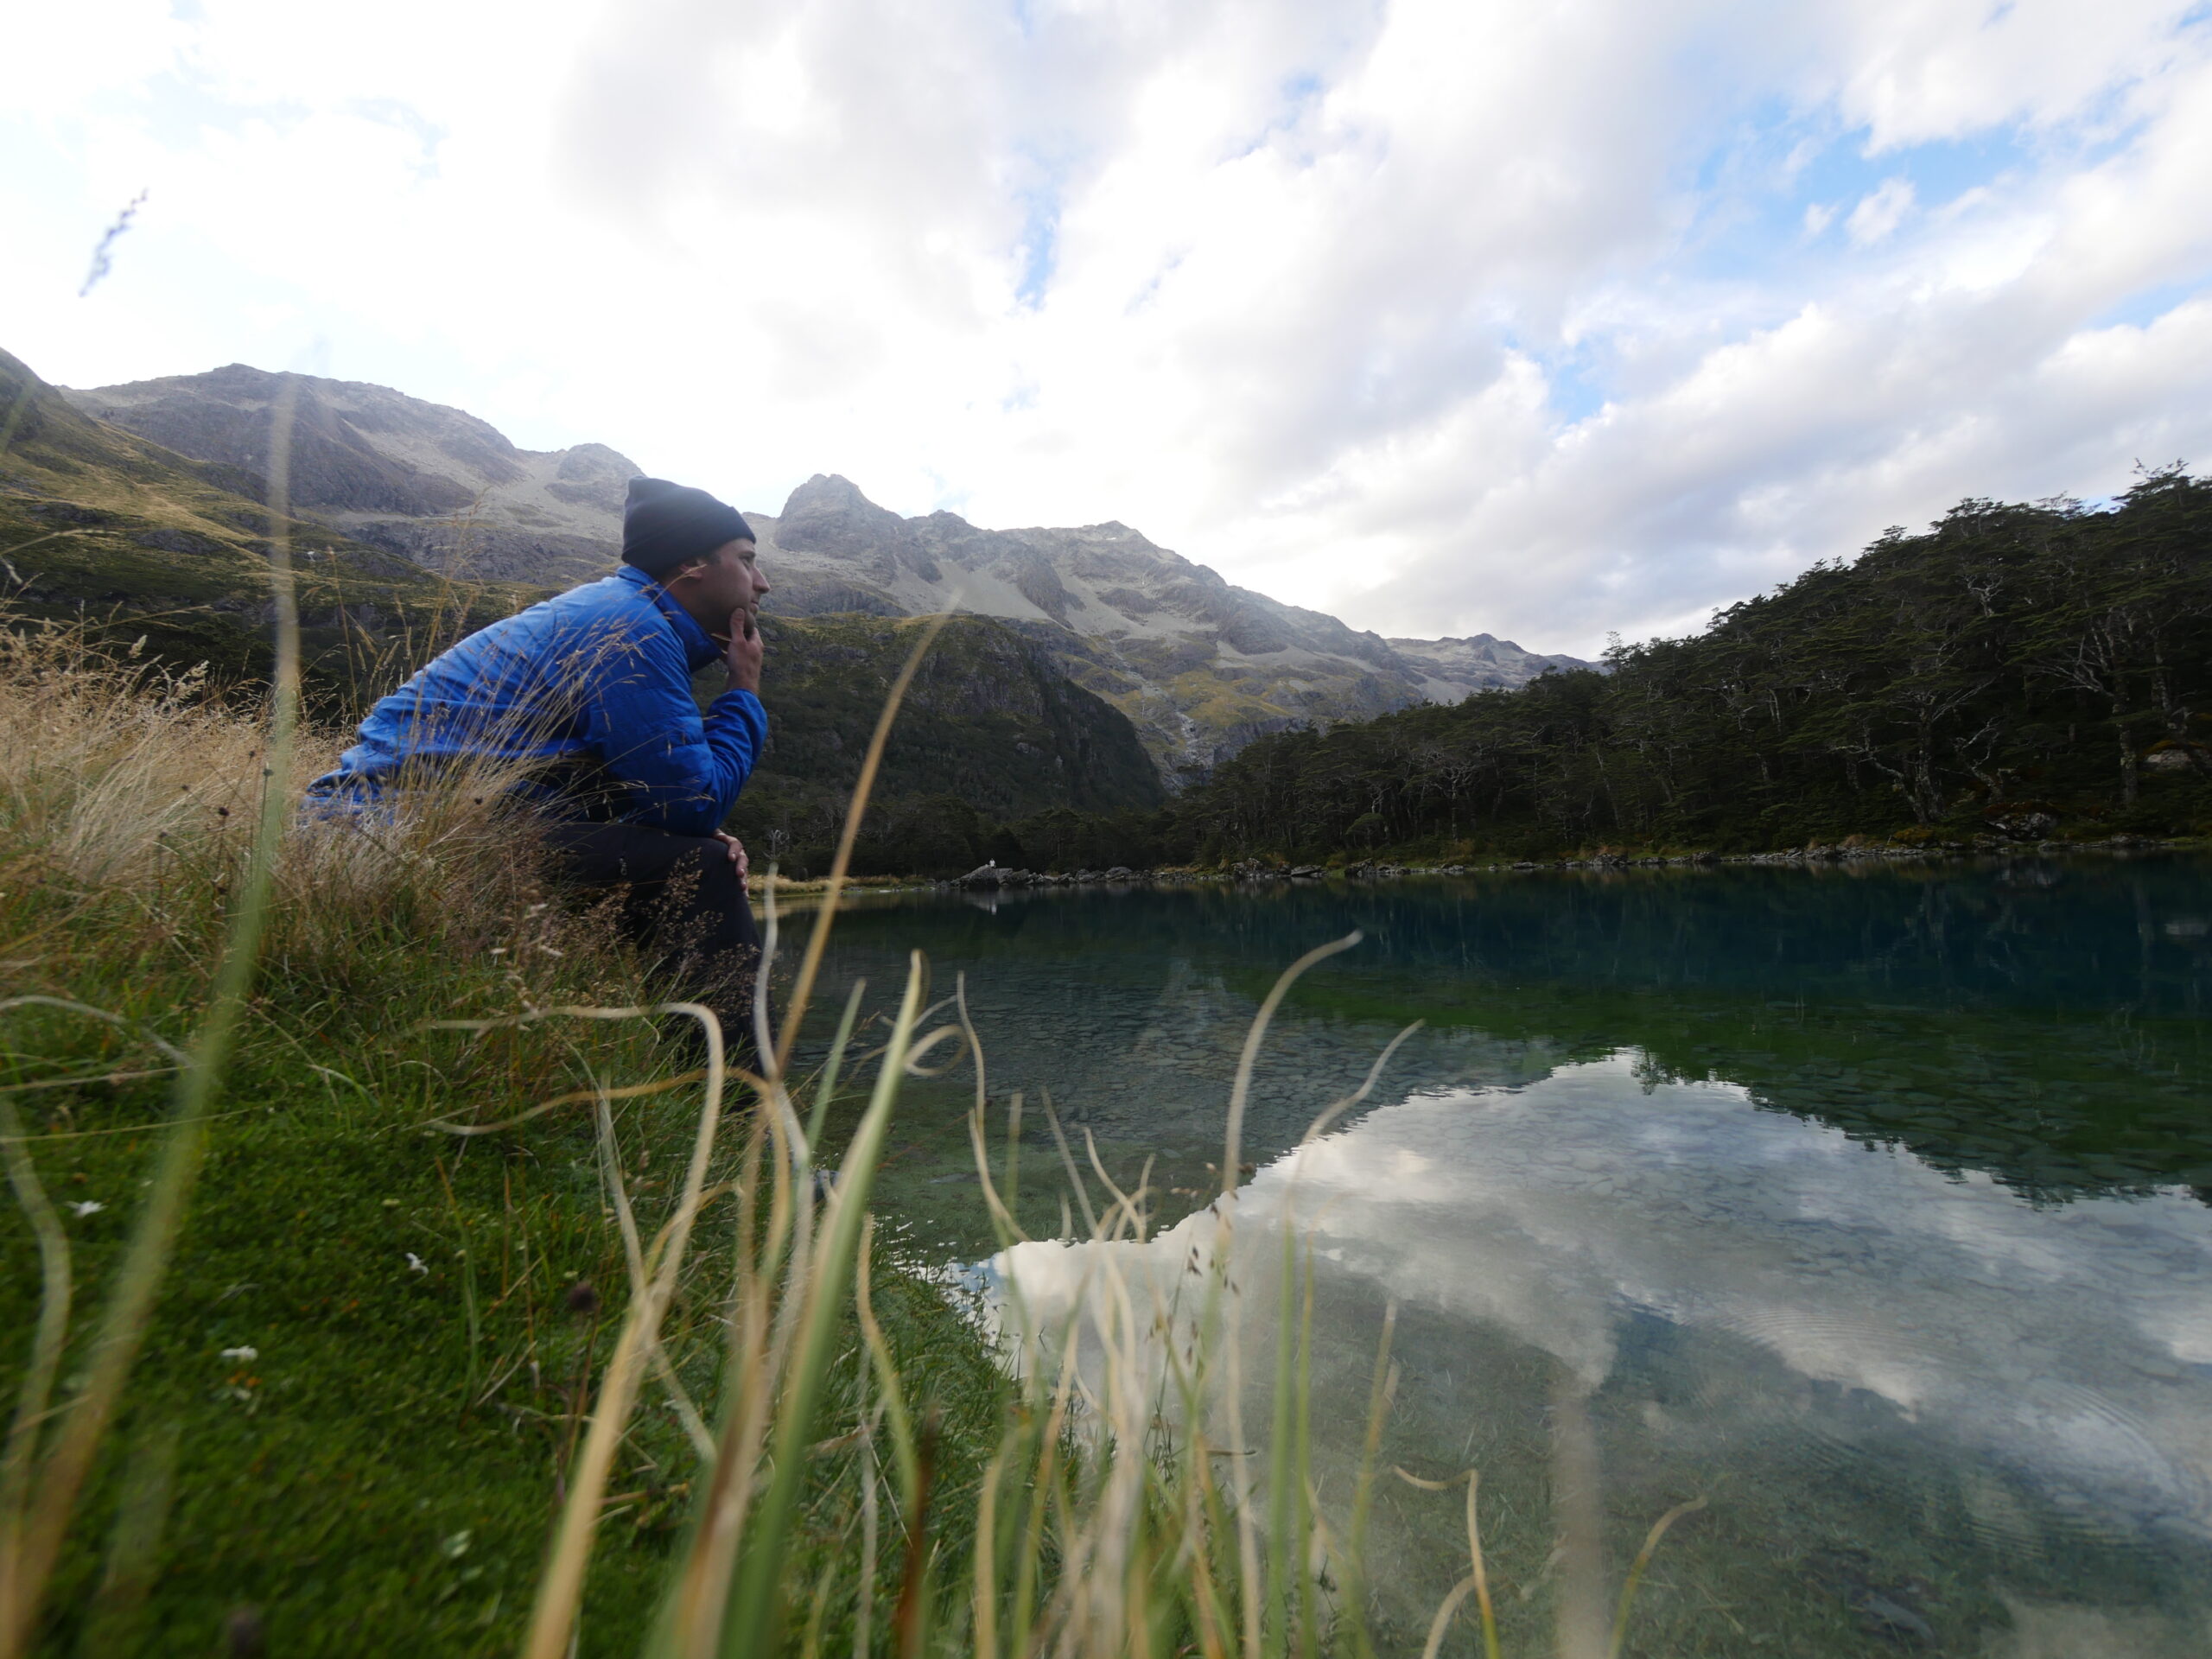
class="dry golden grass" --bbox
[0,613,635,996]
[0,626,271,891]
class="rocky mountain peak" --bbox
[773,474,942,583]
[1387,632,1592,689]
[55,359,1591,779]
[779,472,875,520]
[743,477,1594,780]
[549,443,639,513]
[62,366,639,584]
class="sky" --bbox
[7,0,2212,657]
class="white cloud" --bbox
[0,0,186,116]
[1846,176,1916,245]
[4,0,2211,655]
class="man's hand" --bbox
[713,830,751,893]
[723,607,764,695]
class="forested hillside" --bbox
[965,472,2212,871]
[724,613,1164,876]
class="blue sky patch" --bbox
[1675,92,2053,289]
[2089,276,2211,334]
[1014,188,1058,308]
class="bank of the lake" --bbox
[800,830,2202,904]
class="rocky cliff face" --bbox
[752,475,1592,783]
[0,346,531,696]
[1385,632,1592,690]
[62,365,639,584]
[67,365,1592,782]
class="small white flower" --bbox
[406,1252,429,1274]
[220,1346,257,1363]
[69,1200,103,1217]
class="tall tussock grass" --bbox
[0,565,308,1658]
[0,606,670,1655]
[0,626,244,893]
[2,620,485,961]
[0,605,1690,1657]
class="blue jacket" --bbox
[308,565,766,836]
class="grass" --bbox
[0,578,1712,1655]
[0,609,1014,1656]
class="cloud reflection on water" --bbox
[985,1052,2212,1648]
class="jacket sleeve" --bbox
[582,622,766,835]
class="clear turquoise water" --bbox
[807,854,2212,1656]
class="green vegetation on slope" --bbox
[725,612,1165,877]
[0,347,541,715]
[962,473,2212,871]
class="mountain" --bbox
[61,365,637,584]
[67,365,1592,781]
[747,475,1592,783]
[733,612,1165,876]
[1386,632,1592,688]
[2,347,1151,846]
[0,346,539,696]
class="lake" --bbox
[802,854,2212,1656]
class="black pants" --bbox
[542,822,767,1058]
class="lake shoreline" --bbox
[753,833,2208,904]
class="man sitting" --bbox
[308,475,772,1046]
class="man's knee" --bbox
[542,823,712,887]
[642,840,753,944]
[656,839,739,905]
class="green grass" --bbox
[0,618,1007,1656]
[2,1035,1002,1656]
[0,896,1005,1656]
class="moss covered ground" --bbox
[0,912,1005,1657]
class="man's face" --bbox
[672,538,770,635]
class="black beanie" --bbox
[621,476,755,577]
